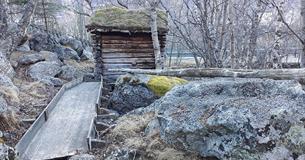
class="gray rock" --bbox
[0,143,16,160]
[69,154,96,160]
[145,78,305,159]
[60,37,84,55]
[0,75,19,106]
[39,76,63,87]
[17,53,45,65]
[29,32,58,52]
[27,61,62,86]
[59,65,83,81]
[54,45,80,61]
[109,74,187,114]
[109,74,158,114]
[80,47,93,60]
[16,41,30,52]
[39,51,62,65]
[0,52,15,78]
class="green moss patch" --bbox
[89,7,168,32]
[147,76,188,97]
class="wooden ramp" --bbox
[16,79,101,160]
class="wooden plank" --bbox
[101,36,152,41]
[102,40,153,44]
[102,48,154,53]
[102,53,154,59]
[102,57,155,64]
[102,44,153,49]
[101,63,155,69]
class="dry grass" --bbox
[0,86,19,105]
[64,59,94,73]
[90,7,168,31]
[104,112,205,160]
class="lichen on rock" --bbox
[109,74,187,114]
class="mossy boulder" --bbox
[109,74,187,114]
[147,76,188,97]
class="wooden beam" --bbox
[108,68,305,84]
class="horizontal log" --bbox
[102,57,155,64]
[101,36,152,41]
[108,68,305,84]
[102,52,154,59]
[102,48,154,53]
[102,44,153,49]
[101,40,153,44]
[102,63,155,69]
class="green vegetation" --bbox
[90,7,168,31]
[147,76,188,97]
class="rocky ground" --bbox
[82,75,305,160]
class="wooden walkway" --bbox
[18,82,100,160]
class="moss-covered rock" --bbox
[147,76,188,97]
[89,7,168,32]
[109,74,188,114]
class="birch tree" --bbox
[149,0,163,69]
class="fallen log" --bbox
[108,68,305,84]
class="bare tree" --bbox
[149,0,163,69]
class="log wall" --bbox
[95,32,166,84]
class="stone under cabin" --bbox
[86,7,168,85]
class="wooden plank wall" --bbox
[99,32,166,84]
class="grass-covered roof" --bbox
[88,7,168,32]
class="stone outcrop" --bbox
[17,53,44,65]
[27,61,63,86]
[109,74,187,114]
[0,75,19,106]
[39,51,62,65]
[142,78,305,159]
[59,65,83,81]
[59,37,84,55]
[54,45,80,61]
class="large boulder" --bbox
[16,41,30,52]
[39,51,62,65]
[59,65,83,81]
[17,53,45,65]
[0,52,15,78]
[59,37,84,55]
[29,32,58,52]
[144,78,305,159]
[27,61,63,86]
[109,74,187,114]
[80,46,93,61]
[53,45,80,61]
[0,75,19,106]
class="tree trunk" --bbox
[150,0,163,69]
[248,0,261,69]
[301,0,305,67]
[272,0,284,69]
[228,0,236,69]
[109,68,305,84]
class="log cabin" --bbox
[86,7,168,85]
